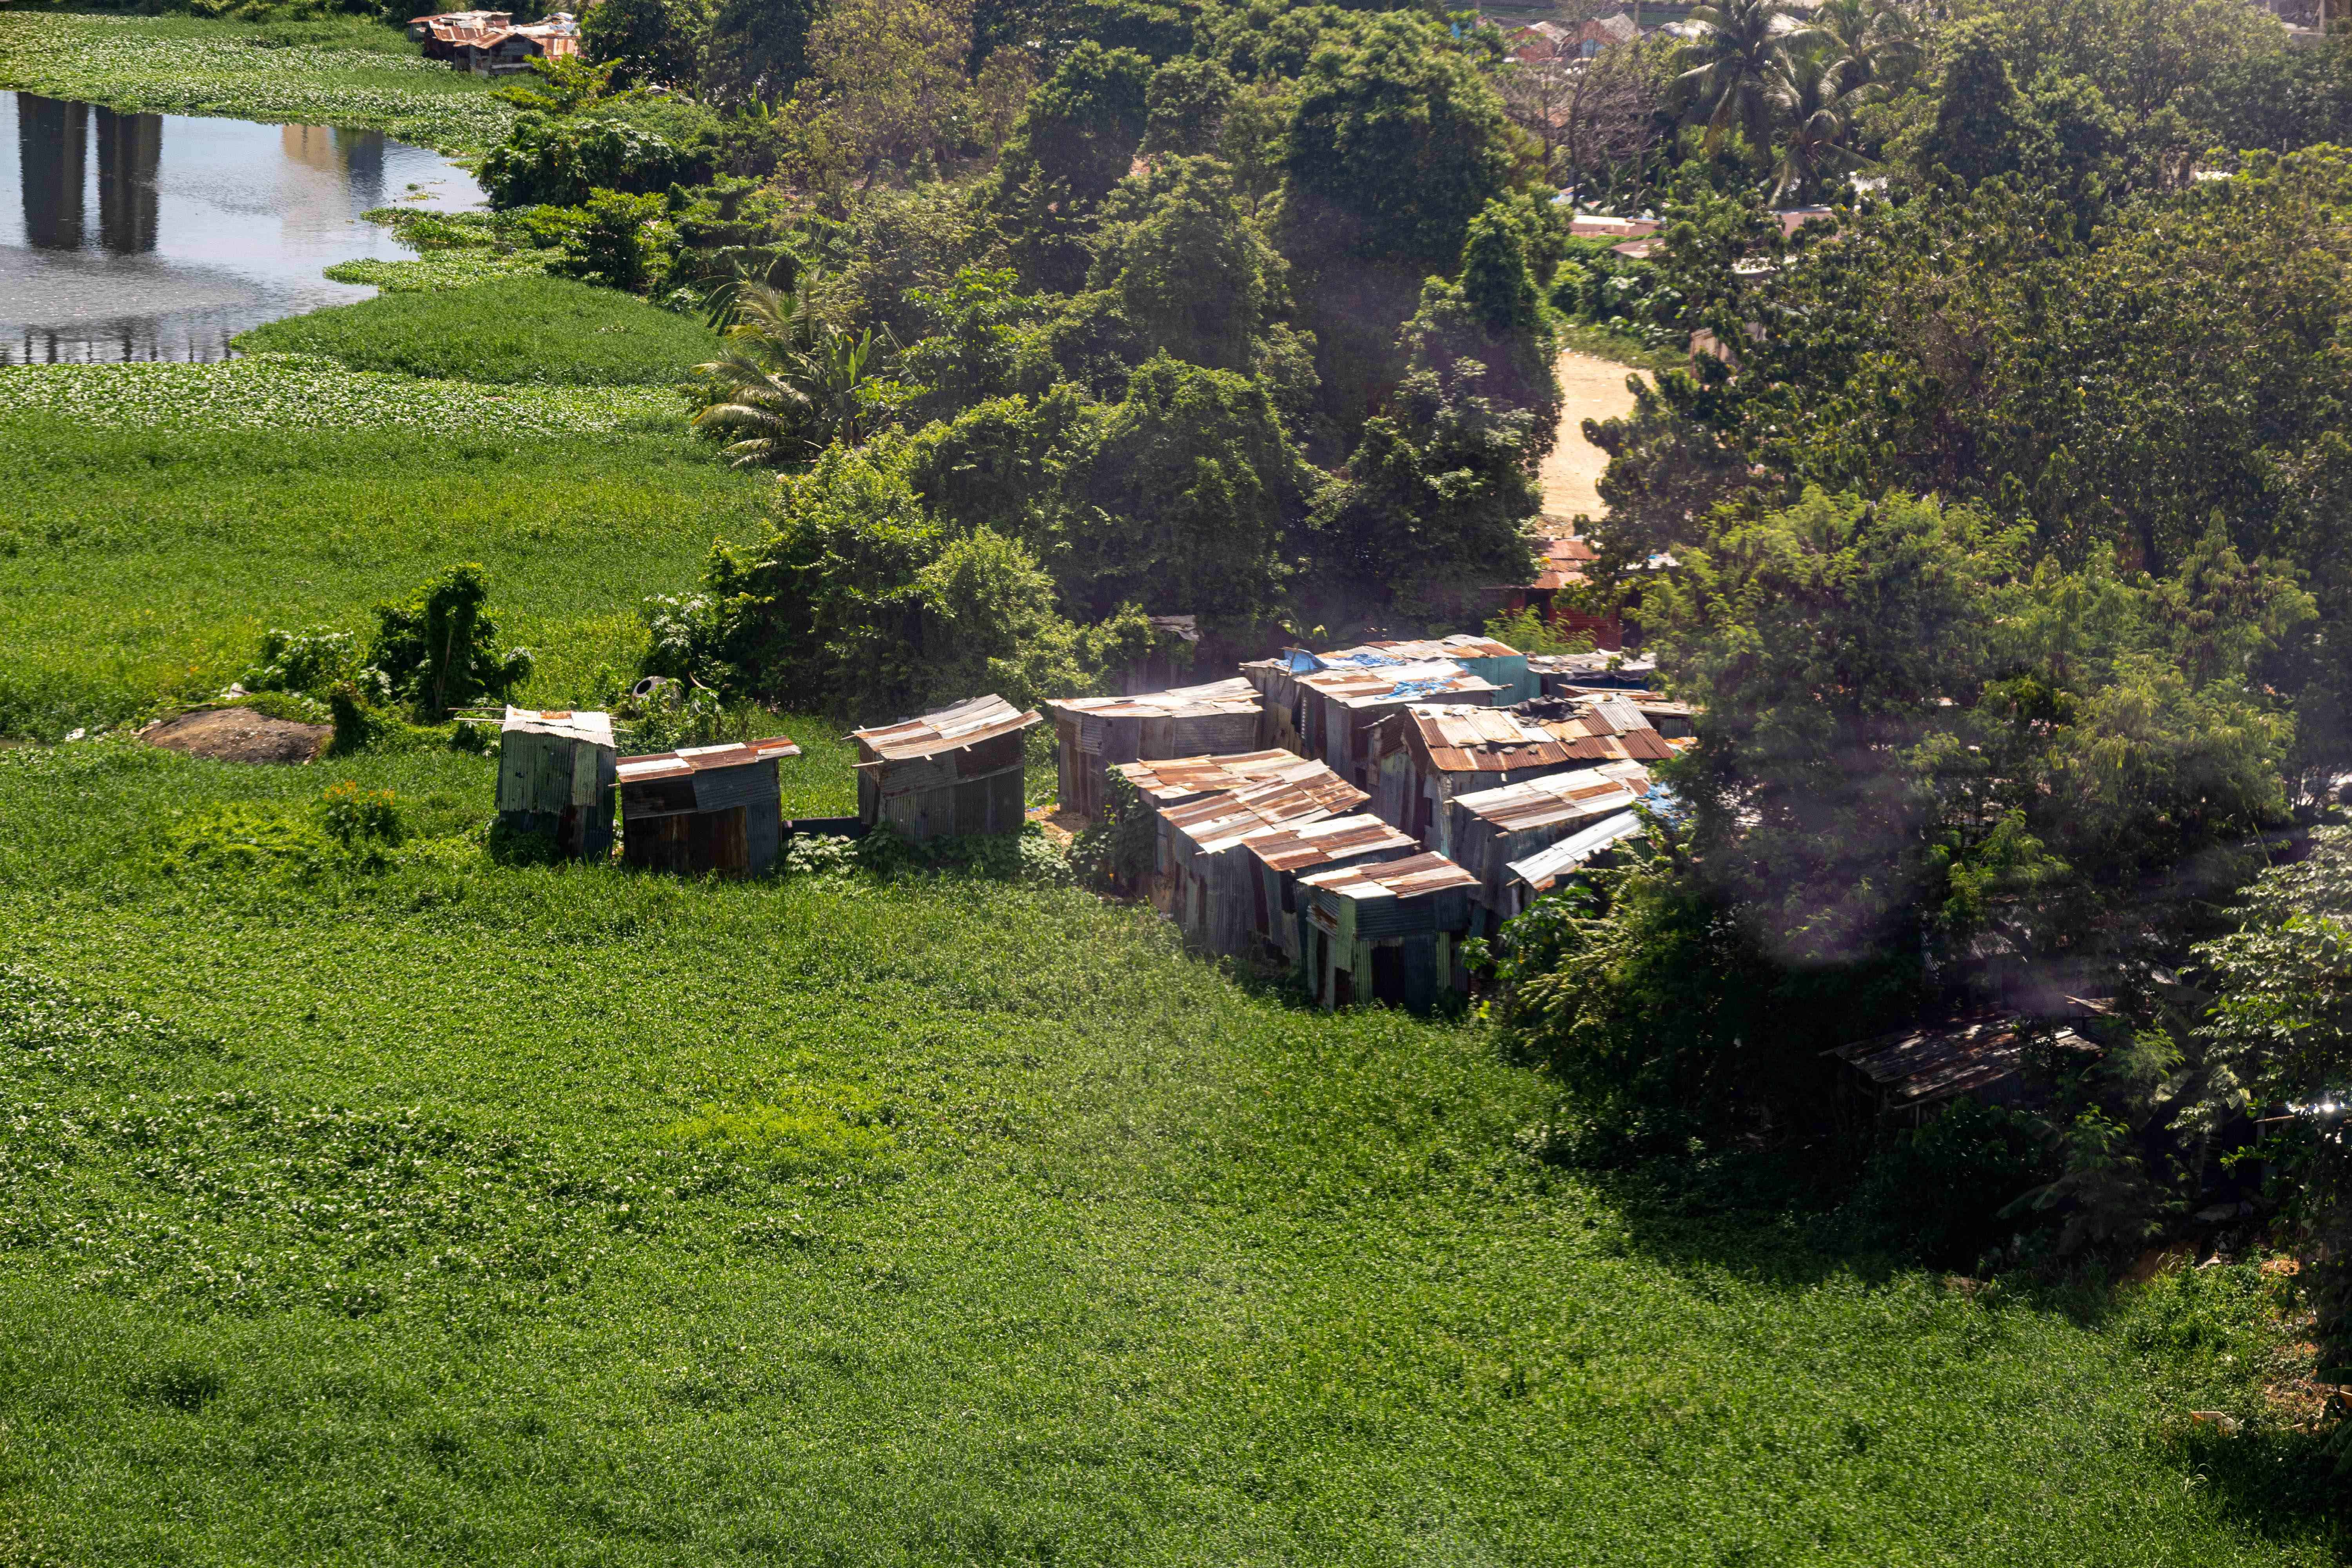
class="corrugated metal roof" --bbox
[1506,810,1647,892]
[1243,813,1417,873]
[1116,749,1319,804]
[1161,765,1368,854]
[1044,677,1261,722]
[1528,702,1678,763]
[1394,703,1572,773]
[852,695,1042,760]
[1297,660,1501,708]
[1296,850,1479,901]
[1454,764,1649,831]
[1827,1017,2081,1109]
[1528,652,1658,679]
[616,734,799,783]
[503,706,613,745]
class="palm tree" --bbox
[1763,48,1873,203]
[1810,0,1921,95]
[690,278,891,468]
[1671,0,1813,153]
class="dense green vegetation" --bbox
[0,739,2336,1564]
[235,276,724,385]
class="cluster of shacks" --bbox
[1051,638,1690,1011]
[490,634,1689,1013]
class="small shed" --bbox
[616,735,800,876]
[1369,703,1651,854]
[495,707,617,861]
[1632,698,1698,739]
[851,695,1041,843]
[1241,814,1419,962]
[1447,762,1652,925]
[1826,1016,2091,1127]
[1043,678,1263,819]
[1499,810,1649,920]
[1157,764,1367,953]
[1294,852,1481,1011]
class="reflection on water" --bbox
[0,89,484,365]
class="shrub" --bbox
[1846,1098,2058,1269]
[238,626,361,696]
[315,781,404,847]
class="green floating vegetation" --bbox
[0,415,769,740]
[0,354,680,435]
[0,11,509,153]
[0,737,2328,1565]
[236,277,724,386]
[323,249,554,294]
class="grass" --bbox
[0,737,2339,1564]
[0,411,765,741]
[235,277,726,386]
[1551,317,1687,376]
[0,11,508,153]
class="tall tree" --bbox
[581,0,710,89]
[987,42,1154,294]
[1670,0,1811,153]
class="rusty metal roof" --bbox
[502,706,613,745]
[1044,677,1260,722]
[1116,749,1318,804]
[1528,702,1678,763]
[1528,652,1658,679]
[1453,764,1649,832]
[1296,850,1479,901]
[616,735,800,783]
[1392,704,1571,772]
[852,695,1042,761]
[1243,813,1417,873]
[1297,660,1501,709]
[1827,1017,2082,1110]
[1161,765,1368,854]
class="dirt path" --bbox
[1540,349,1649,524]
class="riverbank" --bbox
[0,12,507,153]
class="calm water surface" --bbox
[0,89,485,364]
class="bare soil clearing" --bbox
[141,708,328,764]
[1541,349,1648,523]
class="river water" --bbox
[0,89,485,365]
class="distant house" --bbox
[1295,853,1481,1010]
[1156,764,1367,953]
[1506,12,1640,60]
[851,695,1041,843]
[495,706,616,861]
[408,9,581,73]
[1241,814,1420,964]
[1042,677,1262,820]
[617,735,800,876]
[1445,763,1652,927]
[1498,809,1650,921]
[1370,699,1673,852]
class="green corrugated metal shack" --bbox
[495,707,617,860]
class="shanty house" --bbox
[1241,814,1419,963]
[1295,852,1481,1011]
[495,707,617,861]
[851,695,1041,843]
[1043,677,1261,819]
[1157,764,1367,953]
[617,735,799,876]
[1447,764,1651,926]
[1271,658,1504,789]
[1113,749,1324,814]
[1242,640,1527,757]
[1371,699,1672,853]
[1527,651,1659,696]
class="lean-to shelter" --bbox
[851,695,1040,842]
[617,735,800,875]
[495,707,616,861]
